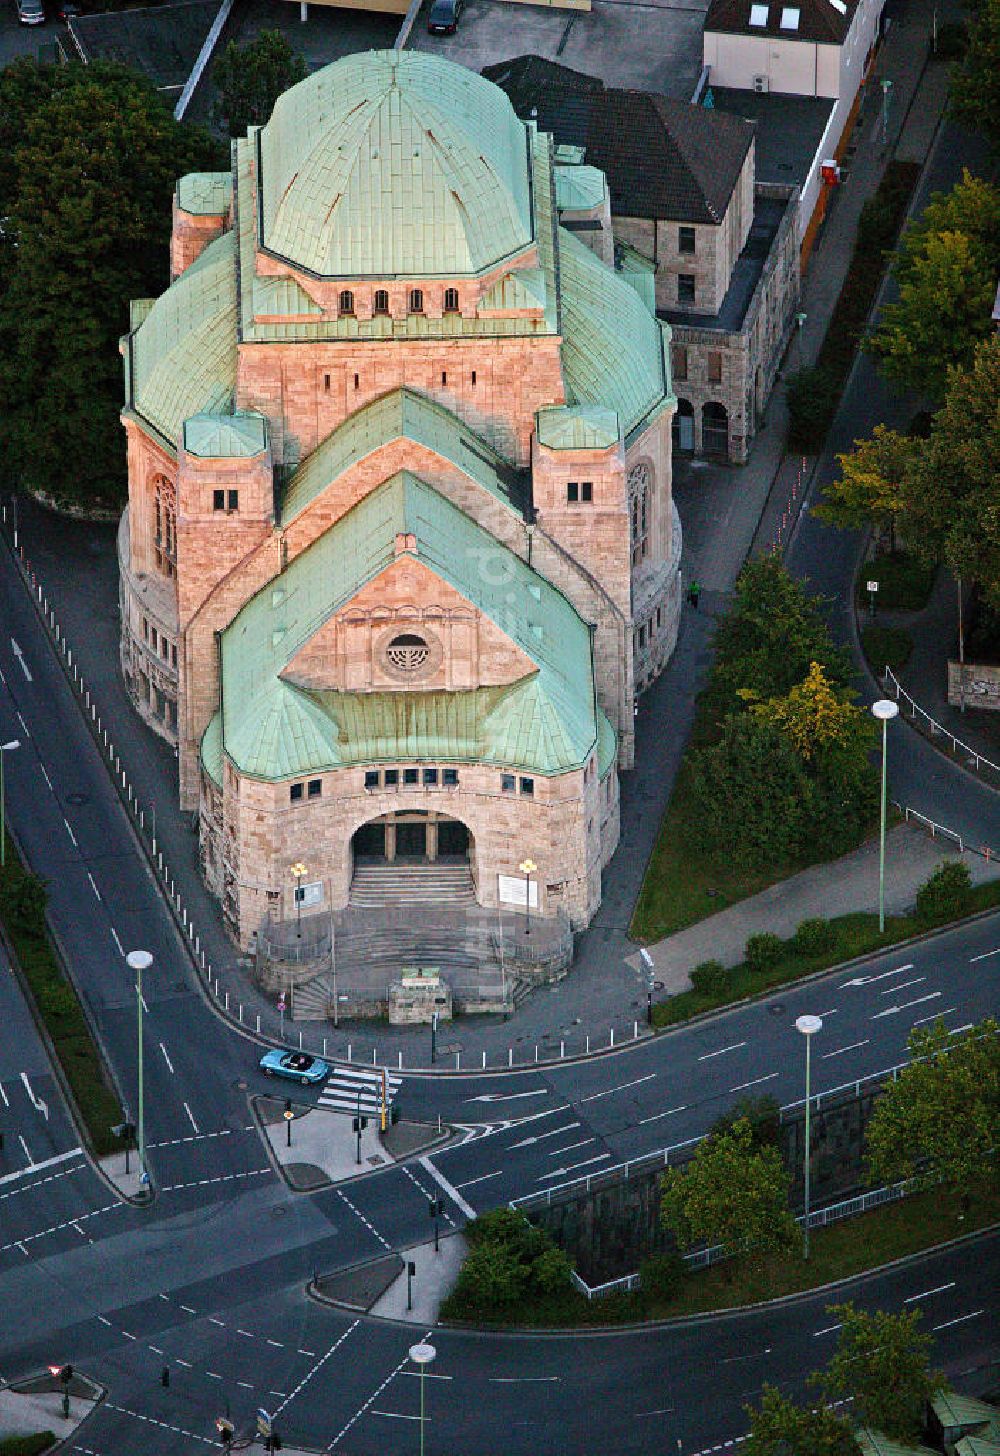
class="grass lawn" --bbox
[442,1186,1000,1330]
[857,553,937,612]
[862,624,913,674]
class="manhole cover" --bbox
[66,792,89,805]
[768,1003,786,1017]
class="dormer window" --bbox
[443,287,459,313]
[373,289,389,316]
[409,288,424,313]
[339,289,354,316]
[780,5,799,24]
[749,2,768,22]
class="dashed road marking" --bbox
[905,1282,955,1303]
[400,1164,457,1227]
[328,1336,413,1449]
[0,1199,119,1254]
[159,1042,175,1075]
[160,1168,271,1193]
[697,1041,747,1062]
[103,1401,213,1447]
[932,1310,984,1332]
[579,1073,656,1104]
[336,1189,393,1250]
[272,1321,360,1421]
[183,1101,199,1134]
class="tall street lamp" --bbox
[795,1014,823,1259]
[518,858,536,938]
[290,861,308,940]
[1,739,21,868]
[127,950,153,1187]
[409,1341,436,1456]
[871,699,899,933]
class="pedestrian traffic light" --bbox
[352,1115,368,1132]
[390,1104,401,1125]
[60,1365,73,1385]
[161,1365,170,1388]
[216,1415,234,1446]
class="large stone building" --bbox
[485,56,799,463]
[118,50,681,949]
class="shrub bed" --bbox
[789,161,921,452]
[856,551,936,610]
[0,1435,57,1456]
[0,833,122,1156]
[862,624,913,673]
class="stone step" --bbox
[292,970,336,1021]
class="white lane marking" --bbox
[87,872,101,901]
[881,976,924,995]
[537,1153,611,1181]
[39,764,53,791]
[179,1306,196,1315]
[950,1023,973,1035]
[817,1008,839,1017]
[579,1073,656,1104]
[729,1072,779,1093]
[11,640,32,681]
[400,1163,456,1227]
[507,1120,581,1148]
[872,992,941,1020]
[638,1104,687,1125]
[842,964,913,988]
[904,1281,955,1303]
[183,1102,199,1134]
[16,711,29,735]
[20,1073,49,1120]
[159,1042,175,1075]
[456,1171,503,1190]
[490,1376,560,1383]
[147,1126,252,1151]
[110,927,124,956]
[970,947,1000,962]
[812,1322,842,1337]
[398,1370,453,1381]
[205,1371,221,1380]
[270,1321,360,1423]
[697,1041,747,1061]
[419,1155,477,1219]
[18,1134,32,1166]
[932,1310,984,1332]
[70,1221,90,1242]
[139,993,149,1014]
[0,1198,119,1255]
[0,1147,83,1189]
[208,1318,225,1329]
[236,1329,253,1338]
[821,1040,870,1060]
[236,1381,254,1389]
[121,1330,136,1341]
[328,1343,415,1451]
[159,1168,271,1192]
[913,1006,956,1026]
[149,1346,163,1355]
[64,819,78,847]
[0,1082,7,1108]
[336,1189,393,1251]
[103,1401,212,1448]
[370,1411,422,1421]
[546,1138,596,1157]
[266,1339,283,1349]
[96,1315,112,1326]
[175,1358,192,1368]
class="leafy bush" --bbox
[0,1436,57,1456]
[710,1095,781,1148]
[862,625,913,673]
[0,868,48,929]
[793,917,837,955]
[745,932,783,973]
[915,861,972,925]
[934,19,967,57]
[446,1209,572,1317]
[690,960,729,996]
[640,1250,687,1301]
[788,364,839,453]
[858,551,936,610]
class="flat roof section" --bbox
[707,87,834,188]
[68,0,220,93]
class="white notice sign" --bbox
[499,874,539,909]
[867,580,879,593]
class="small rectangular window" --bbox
[441,371,447,386]
[423,767,438,786]
[213,489,225,511]
[567,481,579,503]
[673,345,688,381]
[443,768,458,786]
[520,776,534,796]
[142,617,148,642]
[707,351,723,383]
[639,625,647,648]
[324,373,331,392]
[679,226,696,255]
[384,768,399,787]
[501,773,516,793]
[171,644,178,668]
[307,778,322,798]
[678,274,696,304]
[290,783,303,802]
[227,489,239,512]
[364,770,379,789]
[749,1,768,21]
[471,370,477,386]
[354,373,360,390]
[404,767,419,785]
[150,628,158,652]
[581,481,593,502]
[780,5,800,26]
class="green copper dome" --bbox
[257,50,534,280]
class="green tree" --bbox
[0,66,221,512]
[902,335,1000,607]
[816,425,920,547]
[212,30,307,137]
[865,1018,999,1195]
[814,1302,944,1441]
[660,1118,797,1270]
[744,1385,861,1456]
[949,0,1000,153]
[868,171,1000,396]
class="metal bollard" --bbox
[610,1027,615,1047]
[239,1004,243,1023]
[508,1048,513,1068]
[257,1015,261,1035]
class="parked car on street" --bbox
[259,1049,330,1086]
[427,0,463,34]
[17,0,46,23]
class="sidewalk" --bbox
[0,0,975,1069]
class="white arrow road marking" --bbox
[537,1152,611,1181]
[20,1073,49,1121]
[842,964,913,988]
[10,638,32,681]
[872,992,941,1020]
[464,1088,549,1103]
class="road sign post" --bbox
[867,579,878,617]
[284,1099,294,1148]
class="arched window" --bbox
[409,288,424,314]
[338,289,354,316]
[443,287,459,313]
[628,464,650,568]
[373,289,389,316]
[152,475,176,578]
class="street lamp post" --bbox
[518,858,537,938]
[871,699,899,933]
[795,1014,823,1259]
[126,950,153,1187]
[0,739,21,868]
[409,1342,436,1456]
[290,862,308,940]
[640,947,655,1026]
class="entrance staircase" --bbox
[349,861,476,909]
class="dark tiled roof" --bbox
[704,0,857,44]
[483,56,755,225]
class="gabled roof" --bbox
[704,0,858,44]
[483,56,754,224]
[216,473,607,778]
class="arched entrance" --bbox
[673,399,694,453]
[702,401,729,458]
[350,811,476,908]
[352,811,471,864]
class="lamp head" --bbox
[871,699,899,722]
[1,739,21,751]
[409,1342,436,1366]
[795,1014,823,1037]
[126,950,153,972]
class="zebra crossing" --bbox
[317,1066,403,1117]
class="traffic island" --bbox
[253,1096,449,1191]
[0,1368,103,1452]
[311,1234,468,1323]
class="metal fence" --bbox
[883,666,1000,780]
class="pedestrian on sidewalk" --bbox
[687,580,702,610]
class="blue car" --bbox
[259,1049,330,1086]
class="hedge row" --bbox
[0,834,122,1156]
[0,1435,57,1456]
[788,160,921,452]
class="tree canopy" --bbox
[867,171,1000,397]
[865,1017,999,1194]
[744,1386,861,1456]
[0,62,222,513]
[949,0,1000,153]
[814,1303,945,1442]
[212,29,307,137]
[816,425,919,546]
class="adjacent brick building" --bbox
[118,50,681,948]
